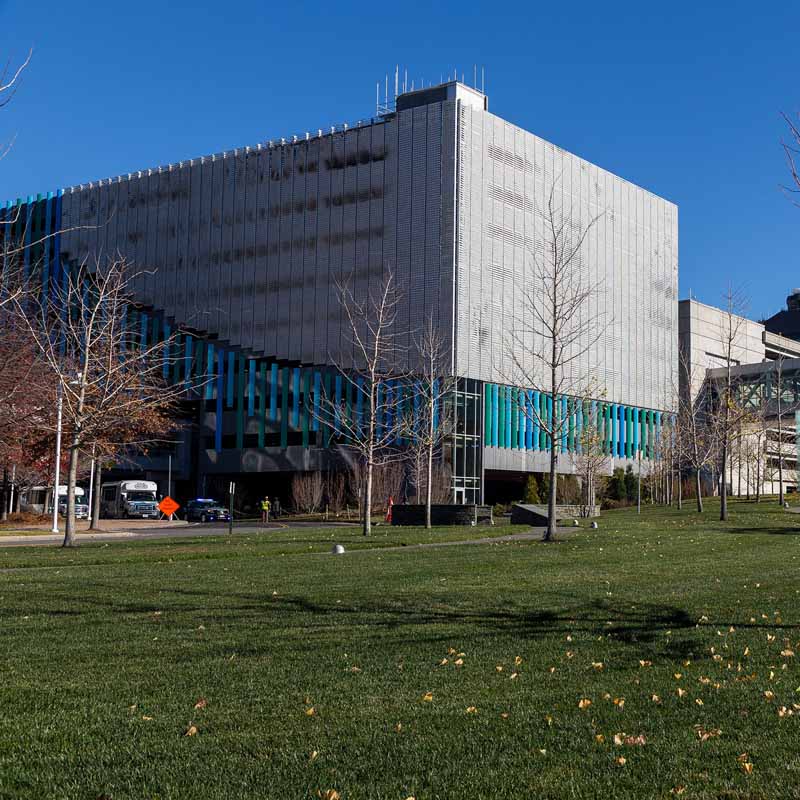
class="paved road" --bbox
[0,519,357,548]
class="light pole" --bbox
[51,383,63,534]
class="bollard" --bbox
[573,519,579,527]
[331,544,345,555]
[590,521,599,529]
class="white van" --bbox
[100,480,159,519]
[20,486,90,519]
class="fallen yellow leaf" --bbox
[422,692,433,702]
[578,698,592,710]
[465,706,478,714]
[615,756,627,766]
[184,724,198,737]
[305,707,317,716]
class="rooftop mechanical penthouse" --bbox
[6,80,678,504]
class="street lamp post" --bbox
[51,383,63,534]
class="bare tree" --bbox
[403,318,454,528]
[714,286,750,521]
[324,470,346,514]
[769,354,795,505]
[677,349,719,512]
[569,399,610,517]
[291,472,324,514]
[13,258,183,546]
[508,183,605,541]
[319,271,409,536]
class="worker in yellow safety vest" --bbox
[261,497,271,524]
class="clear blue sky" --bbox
[1,0,797,319]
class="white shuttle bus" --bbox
[100,480,159,519]
[20,486,89,519]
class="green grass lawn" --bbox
[1,500,799,799]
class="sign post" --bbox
[158,496,180,522]
[228,481,235,536]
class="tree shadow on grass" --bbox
[726,525,800,536]
[71,585,710,661]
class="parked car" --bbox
[184,498,230,523]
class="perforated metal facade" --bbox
[59,103,458,373]
[453,104,678,412]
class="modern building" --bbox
[679,297,800,497]
[4,80,678,505]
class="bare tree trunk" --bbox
[1,466,7,522]
[63,440,80,547]
[425,434,433,529]
[778,423,785,506]
[695,469,703,513]
[756,446,762,502]
[546,443,557,541]
[90,460,101,530]
[737,437,741,497]
[544,366,557,542]
[720,439,729,520]
[363,459,373,536]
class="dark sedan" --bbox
[184,499,231,523]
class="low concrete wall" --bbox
[391,504,493,526]
[511,504,599,525]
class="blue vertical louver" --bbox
[356,376,364,435]
[491,384,499,447]
[42,193,53,302]
[184,336,193,392]
[334,374,343,433]
[270,363,278,422]
[22,197,32,279]
[205,343,215,401]
[312,371,321,432]
[216,349,224,452]
[226,352,235,408]
[247,359,256,417]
